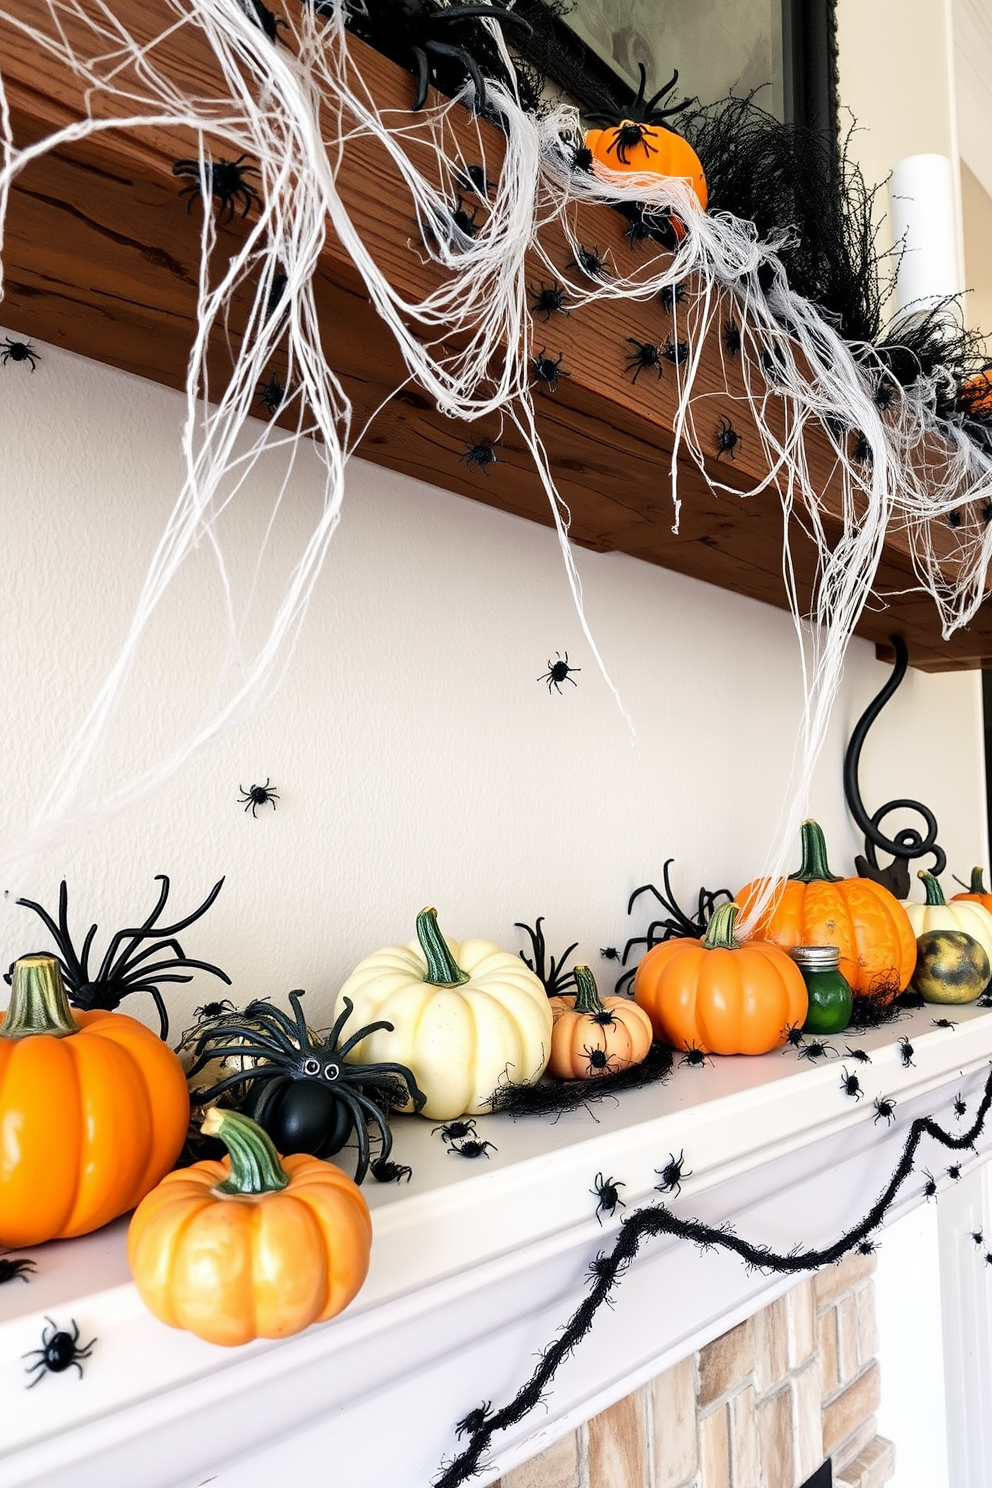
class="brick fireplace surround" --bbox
[495,1253,894,1488]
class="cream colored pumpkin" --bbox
[334,908,552,1120]
[903,872,992,967]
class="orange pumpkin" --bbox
[960,370,992,419]
[0,955,189,1248]
[951,867,992,916]
[633,903,807,1055]
[548,965,653,1079]
[584,65,707,211]
[736,820,916,1005]
[128,1108,372,1347]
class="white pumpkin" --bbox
[903,872,992,966]
[334,908,553,1120]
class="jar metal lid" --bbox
[790,944,842,970]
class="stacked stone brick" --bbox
[494,1254,893,1488]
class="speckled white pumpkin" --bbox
[334,908,553,1121]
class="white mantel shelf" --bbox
[3,1005,992,1488]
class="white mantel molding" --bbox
[2,1004,992,1488]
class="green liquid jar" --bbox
[791,945,853,1035]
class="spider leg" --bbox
[196,1066,278,1104]
[323,996,357,1053]
[147,987,169,1040]
[336,1018,396,1061]
[335,1089,372,1184]
[244,1001,310,1055]
[16,887,85,984]
[425,39,486,112]
[349,1061,427,1109]
[122,955,231,987]
[286,990,312,1050]
[411,45,431,110]
[437,3,532,23]
[345,1087,396,1177]
[101,878,224,983]
[626,879,671,916]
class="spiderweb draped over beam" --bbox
[0,0,990,923]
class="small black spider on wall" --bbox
[239,779,280,816]
[1,337,40,370]
[538,652,580,694]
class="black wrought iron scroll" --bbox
[843,635,945,898]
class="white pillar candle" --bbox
[889,153,963,310]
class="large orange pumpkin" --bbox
[633,903,807,1055]
[951,867,992,916]
[736,820,916,1004]
[548,965,653,1079]
[129,1108,372,1346]
[584,64,707,211]
[0,954,189,1248]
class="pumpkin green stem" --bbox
[919,872,948,907]
[416,907,470,987]
[573,965,604,1015]
[971,867,987,894]
[202,1108,291,1196]
[0,955,77,1041]
[702,902,742,951]
[789,820,842,884]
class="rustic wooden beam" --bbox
[0,3,987,672]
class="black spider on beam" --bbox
[172,155,261,223]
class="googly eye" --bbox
[303,1057,320,1076]
[323,1062,340,1081]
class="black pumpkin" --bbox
[912,930,990,1004]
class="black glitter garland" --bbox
[435,1062,992,1488]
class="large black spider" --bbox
[15,876,229,1041]
[24,1319,96,1388]
[584,64,694,166]
[239,779,280,815]
[1,337,39,370]
[611,861,732,993]
[530,283,569,321]
[532,350,568,392]
[172,155,261,224]
[350,0,531,113]
[625,339,663,384]
[188,990,426,1183]
[515,916,578,997]
[568,245,610,280]
[463,438,497,475]
[257,373,288,417]
[716,417,741,460]
[538,651,580,693]
[0,1257,35,1285]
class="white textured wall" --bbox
[0,338,984,1035]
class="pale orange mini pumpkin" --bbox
[548,966,653,1079]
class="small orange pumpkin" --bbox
[736,820,916,1005]
[548,965,653,1079]
[633,903,807,1055]
[951,866,992,916]
[128,1108,372,1347]
[584,64,707,211]
[960,370,992,419]
[0,955,189,1248]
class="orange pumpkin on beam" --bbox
[584,64,707,211]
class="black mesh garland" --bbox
[435,1062,992,1488]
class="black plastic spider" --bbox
[191,992,425,1183]
[515,916,578,997]
[0,1257,35,1285]
[921,1169,938,1200]
[584,64,693,166]
[797,1039,837,1061]
[257,373,287,416]
[853,430,873,465]
[715,416,741,460]
[662,337,690,366]
[855,1238,877,1256]
[873,1095,897,1125]
[947,1164,963,1181]
[24,1319,96,1388]
[873,374,899,412]
[840,1067,863,1101]
[530,283,569,321]
[591,1172,625,1224]
[898,1036,915,1068]
[194,998,238,1022]
[625,339,663,384]
[568,245,609,279]
[583,1046,618,1076]
[239,779,280,816]
[448,1136,497,1158]
[354,0,531,112]
[172,155,261,223]
[679,1043,712,1069]
[371,1158,413,1183]
[932,1019,957,1034]
[613,862,732,994]
[1,337,39,370]
[845,1046,872,1064]
[463,438,497,475]
[538,651,580,694]
[433,1118,477,1143]
[455,1403,493,1439]
[622,207,680,252]
[760,346,783,383]
[600,946,620,962]
[954,1093,968,1117]
[723,321,741,357]
[655,1150,692,1199]
[434,195,480,245]
[783,1023,807,1049]
[948,509,964,528]
[532,350,568,392]
[659,282,685,312]
[455,163,492,197]
[15,876,228,1041]
[984,1252,992,1267]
